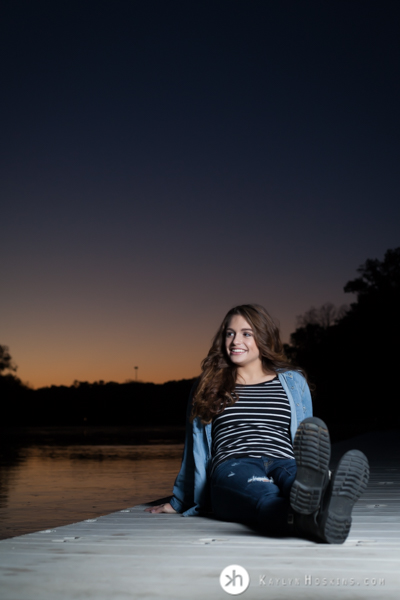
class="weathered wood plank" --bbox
[1,431,399,599]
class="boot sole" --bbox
[290,417,331,514]
[322,450,370,544]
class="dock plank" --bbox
[1,431,399,599]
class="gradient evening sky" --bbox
[1,0,399,389]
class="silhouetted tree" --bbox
[284,248,400,439]
[344,247,400,299]
[296,302,348,329]
[0,345,17,374]
[0,346,30,420]
[339,247,400,357]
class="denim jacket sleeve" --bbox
[278,370,313,442]
[169,382,197,514]
[170,380,212,516]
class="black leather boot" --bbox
[290,510,325,543]
[318,449,370,543]
[291,449,370,544]
[290,417,331,515]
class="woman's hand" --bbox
[144,502,177,514]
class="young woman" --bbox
[145,304,369,543]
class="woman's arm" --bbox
[145,379,199,514]
[300,373,313,419]
[169,380,199,512]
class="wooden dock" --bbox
[1,430,399,599]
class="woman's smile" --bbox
[225,314,261,366]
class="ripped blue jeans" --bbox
[210,456,296,535]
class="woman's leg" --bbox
[289,418,370,543]
[210,457,296,535]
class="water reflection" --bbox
[0,444,183,540]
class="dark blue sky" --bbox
[1,0,399,387]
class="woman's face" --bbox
[225,314,261,368]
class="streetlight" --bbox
[134,366,138,381]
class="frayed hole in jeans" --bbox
[247,476,274,483]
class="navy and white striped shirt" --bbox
[211,377,295,473]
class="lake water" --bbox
[0,438,183,540]
[4,427,397,541]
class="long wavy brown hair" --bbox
[191,304,294,424]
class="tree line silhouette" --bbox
[284,247,400,438]
[2,247,399,440]
[0,371,194,430]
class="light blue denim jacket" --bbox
[169,371,313,516]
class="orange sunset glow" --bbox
[1,1,399,391]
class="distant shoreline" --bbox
[0,425,186,447]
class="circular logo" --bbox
[219,564,250,595]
